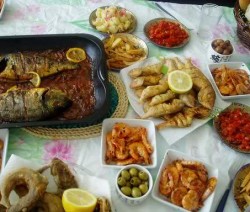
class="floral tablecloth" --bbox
[0,0,250,211]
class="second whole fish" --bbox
[0,87,72,122]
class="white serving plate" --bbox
[120,56,230,145]
[0,128,9,173]
[101,118,157,169]
[207,62,250,100]
[152,149,219,212]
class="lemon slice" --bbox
[62,188,97,212]
[66,48,86,63]
[168,70,193,94]
[27,71,41,87]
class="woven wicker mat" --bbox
[24,72,128,139]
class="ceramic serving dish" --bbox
[102,33,148,71]
[207,62,250,100]
[89,6,137,35]
[207,38,234,63]
[233,163,250,211]
[101,118,157,169]
[143,18,190,49]
[115,164,153,206]
[152,149,218,212]
[213,102,250,154]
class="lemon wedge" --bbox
[27,71,41,87]
[66,48,86,63]
[62,188,97,212]
[168,70,193,94]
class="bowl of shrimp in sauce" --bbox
[100,118,157,169]
[152,149,218,212]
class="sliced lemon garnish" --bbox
[62,188,97,212]
[27,71,41,87]
[168,70,193,94]
[66,48,86,63]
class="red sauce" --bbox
[148,20,189,47]
[218,108,250,150]
[0,50,95,121]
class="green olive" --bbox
[121,170,130,180]
[131,187,142,198]
[139,184,149,195]
[121,186,132,196]
[126,182,132,188]
[142,181,149,187]
[117,177,127,187]
[129,167,138,177]
[130,177,141,186]
[138,171,149,181]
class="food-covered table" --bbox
[0,0,250,211]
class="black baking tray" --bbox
[0,33,109,128]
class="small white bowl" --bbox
[207,39,234,63]
[207,62,250,100]
[152,149,218,212]
[115,164,153,206]
[101,118,157,169]
[0,128,9,173]
[0,0,6,19]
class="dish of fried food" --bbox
[212,65,250,96]
[234,163,250,211]
[105,122,154,166]
[103,33,148,70]
[89,6,137,34]
[158,159,217,211]
[0,158,112,212]
[126,56,215,130]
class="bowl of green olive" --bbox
[115,164,153,205]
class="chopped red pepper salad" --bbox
[218,108,250,151]
[148,20,189,47]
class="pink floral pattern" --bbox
[31,25,47,34]
[43,140,74,163]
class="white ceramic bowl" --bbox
[115,164,153,206]
[207,62,250,100]
[207,39,234,63]
[0,129,9,173]
[152,149,218,212]
[101,118,157,168]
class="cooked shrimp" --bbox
[182,190,200,211]
[171,187,188,206]
[188,179,206,197]
[106,132,116,160]
[116,157,135,166]
[159,165,179,196]
[112,123,131,138]
[141,128,153,154]
[201,177,217,202]
[115,149,129,160]
[180,169,198,188]
[129,142,150,164]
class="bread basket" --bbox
[234,0,250,49]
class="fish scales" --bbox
[0,88,71,122]
[0,51,79,81]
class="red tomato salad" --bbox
[218,108,250,151]
[148,20,189,47]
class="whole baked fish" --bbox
[0,87,71,122]
[0,51,79,81]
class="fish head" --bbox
[44,89,72,111]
